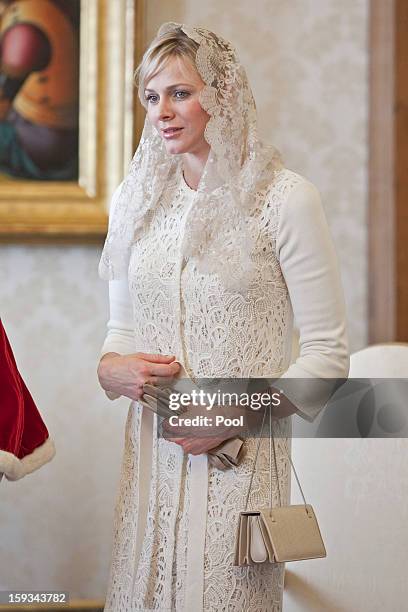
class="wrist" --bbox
[98,351,121,371]
[97,352,121,390]
[100,351,121,362]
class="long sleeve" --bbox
[100,279,135,357]
[100,183,135,358]
[276,178,349,422]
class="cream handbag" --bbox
[234,404,326,565]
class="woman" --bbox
[97,22,349,611]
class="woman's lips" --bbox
[162,128,183,139]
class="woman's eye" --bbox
[145,92,188,103]
[174,91,189,99]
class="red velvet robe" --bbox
[0,319,55,481]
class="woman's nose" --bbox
[156,97,175,121]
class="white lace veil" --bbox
[99,22,283,291]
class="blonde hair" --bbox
[135,27,199,108]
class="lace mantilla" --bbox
[99,22,283,292]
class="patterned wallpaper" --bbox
[0,0,369,600]
[0,246,128,597]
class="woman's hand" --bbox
[161,404,245,456]
[161,395,295,456]
[97,352,180,402]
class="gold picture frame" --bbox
[0,0,145,241]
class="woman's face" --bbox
[144,56,210,159]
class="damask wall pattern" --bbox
[0,0,368,599]
[0,245,128,596]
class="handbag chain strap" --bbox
[244,391,309,512]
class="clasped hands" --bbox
[160,399,250,456]
[97,351,240,454]
[97,351,296,457]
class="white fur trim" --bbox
[0,437,56,481]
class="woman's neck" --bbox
[181,147,210,190]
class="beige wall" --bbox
[0,0,374,604]
[0,246,127,597]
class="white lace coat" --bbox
[101,165,349,612]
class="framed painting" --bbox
[0,0,145,240]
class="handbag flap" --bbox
[259,505,326,562]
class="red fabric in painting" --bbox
[0,320,49,458]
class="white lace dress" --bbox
[101,165,349,612]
